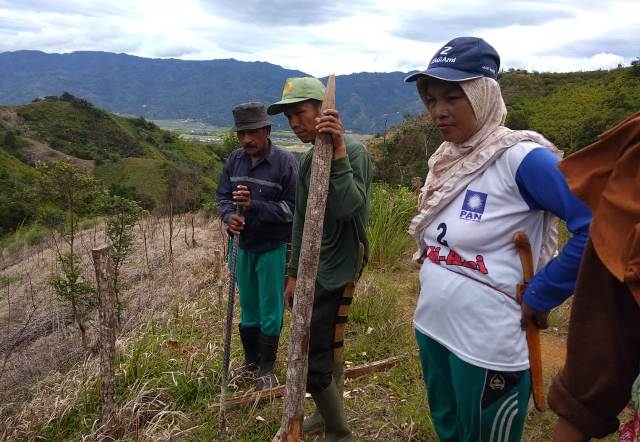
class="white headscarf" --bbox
[409,76,562,270]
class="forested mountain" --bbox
[0,51,422,133]
[3,50,638,136]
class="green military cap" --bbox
[267,77,325,115]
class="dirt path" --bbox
[21,138,95,172]
[541,332,567,373]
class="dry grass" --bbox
[0,213,625,442]
[0,214,227,408]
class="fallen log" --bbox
[210,355,406,411]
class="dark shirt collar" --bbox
[239,139,274,167]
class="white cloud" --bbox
[0,0,639,76]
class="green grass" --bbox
[17,100,146,161]
[2,263,435,441]
[95,158,167,208]
[3,255,621,441]
[366,183,417,268]
[0,222,49,253]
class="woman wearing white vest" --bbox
[404,37,591,441]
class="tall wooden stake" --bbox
[275,75,336,441]
[92,245,118,437]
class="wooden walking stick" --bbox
[513,231,546,412]
[275,74,336,441]
[219,207,242,432]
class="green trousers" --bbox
[231,242,286,337]
[416,330,531,442]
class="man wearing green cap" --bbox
[268,77,373,441]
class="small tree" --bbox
[98,192,146,323]
[50,253,96,348]
[37,161,98,348]
[161,165,202,259]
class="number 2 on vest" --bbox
[436,223,449,247]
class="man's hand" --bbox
[316,109,346,160]
[521,302,549,330]
[284,277,297,311]
[233,185,251,209]
[227,213,245,235]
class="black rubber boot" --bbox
[303,362,345,433]
[255,332,280,391]
[231,325,260,380]
[312,378,352,442]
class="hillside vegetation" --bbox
[0,93,223,237]
[371,65,640,184]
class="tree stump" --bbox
[92,245,118,437]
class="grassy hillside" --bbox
[503,67,640,152]
[95,158,168,208]
[0,94,223,238]
[0,148,39,234]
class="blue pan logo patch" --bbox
[460,190,488,222]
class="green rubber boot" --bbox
[303,362,345,433]
[311,377,352,442]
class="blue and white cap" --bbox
[405,37,500,82]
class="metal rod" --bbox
[220,207,242,432]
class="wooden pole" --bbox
[276,75,336,441]
[513,231,546,411]
[211,356,406,411]
[92,244,118,437]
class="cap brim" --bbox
[404,67,482,83]
[232,121,271,132]
[267,97,313,115]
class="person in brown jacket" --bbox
[550,112,640,440]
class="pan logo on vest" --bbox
[460,189,488,222]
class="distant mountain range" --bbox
[0,50,423,133]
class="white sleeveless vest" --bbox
[414,142,545,371]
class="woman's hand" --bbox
[521,302,549,330]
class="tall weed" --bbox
[367,183,417,268]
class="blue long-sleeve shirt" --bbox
[215,141,298,253]
[516,148,592,311]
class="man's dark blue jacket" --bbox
[215,141,298,253]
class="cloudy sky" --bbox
[0,0,638,76]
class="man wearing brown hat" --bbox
[268,78,373,441]
[215,102,298,391]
